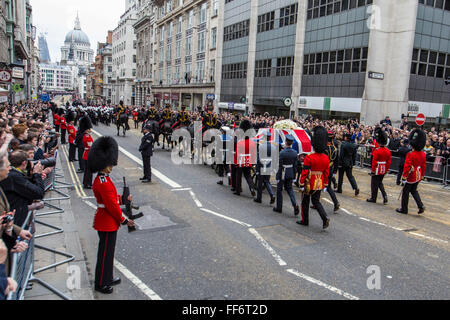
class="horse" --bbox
[160,121,174,150]
[116,113,129,136]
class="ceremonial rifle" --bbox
[122,177,144,232]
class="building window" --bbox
[185,63,192,83]
[198,31,206,53]
[221,62,247,79]
[257,11,275,33]
[176,39,181,59]
[223,20,250,42]
[307,0,373,20]
[200,2,207,24]
[280,3,298,28]
[410,47,450,79]
[188,9,194,29]
[210,59,215,82]
[211,27,217,49]
[168,21,173,38]
[276,56,294,76]
[196,61,205,82]
[166,43,172,61]
[177,16,182,34]
[420,0,450,11]
[212,0,219,16]
[186,36,192,56]
[255,59,272,77]
[303,47,368,75]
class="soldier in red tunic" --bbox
[88,136,135,294]
[79,116,94,189]
[233,120,257,196]
[396,129,426,215]
[367,128,391,205]
[53,109,60,132]
[67,112,77,162]
[297,126,330,229]
[59,108,67,145]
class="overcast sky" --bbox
[32,0,125,62]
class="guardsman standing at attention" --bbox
[53,108,61,133]
[60,108,67,145]
[67,112,77,162]
[297,126,330,229]
[396,129,427,215]
[274,134,299,216]
[88,136,135,294]
[254,130,276,205]
[139,123,154,183]
[367,128,391,205]
[80,116,94,189]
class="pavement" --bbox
[24,119,450,300]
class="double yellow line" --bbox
[60,144,87,198]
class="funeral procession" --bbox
[1,0,450,309]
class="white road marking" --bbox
[200,208,252,228]
[248,228,287,266]
[408,232,448,244]
[114,259,162,300]
[189,190,203,208]
[286,269,360,300]
[171,188,192,192]
[91,129,182,189]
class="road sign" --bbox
[416,113,426,126]
[0,70,12,83]
[368,71,384,80]
[206,94,215,100]
[12,84,23,93]
[12,67,24,79]
[282,97,292,107]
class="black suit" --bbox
[337,140,359,192]
[397,145,411,184]
[139,132,154,180]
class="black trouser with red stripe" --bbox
[300,191,328,225]
[95,231,117,288]
[68,143,77,162]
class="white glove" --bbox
[323,188,327,193]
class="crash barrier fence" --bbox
[7,157,74,300]
[355,144,449,186]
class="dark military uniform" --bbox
[274,136,299,215]
[147,107,160,121]
[324,140,340,210]
[337,138,359,195]
[139,131,154,182]
[255,135,276,204]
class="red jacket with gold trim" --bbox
[68,124,77,144]
[300,153,330,191]
[402,150,426,183]
[92,174,125,232]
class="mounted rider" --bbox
[172,105,191,129]
[202,105,220,133]
[116,101,126,121]
[159,104,174,128]
[147,104,160,122]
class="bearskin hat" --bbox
[311,126,328,154]
[409,128,426,151]
[375,127,388,146]
[57,107,65,116]
[87,136,119,173]
[239,119,253,132]
[78,115,93,133]
[66,111,76,123]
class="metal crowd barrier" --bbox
[7,155,75,300]
[354,144,448,184]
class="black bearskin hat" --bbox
[78,115,93,133]
[57,107,64,116]
[88,136,119,173]
[409,128,426,151]
[375,127,388,146]
[239,119,252,132]
[66,111,76,123]
[311,126,328,154]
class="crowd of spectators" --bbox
[0,101,57,300]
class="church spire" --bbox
[74,12,81,30]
